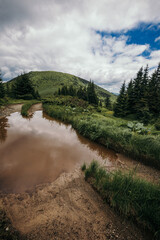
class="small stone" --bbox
[6,227,9,231]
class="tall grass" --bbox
[21,100,40,117]
[43,102,160,169]
[83,161,160,239]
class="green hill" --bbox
[9,71,117,102]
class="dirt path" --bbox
[28,103,42,116]
[0,104,23,118]
[1,169,151,240]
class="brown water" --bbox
[0,110,116,194]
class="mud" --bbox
[1,170,152,240]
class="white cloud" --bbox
[155,36,160,42]
[0,0,160,92]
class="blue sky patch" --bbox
[96,23,160,53]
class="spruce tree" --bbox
[0,71,5,98]
[137,65,151,122]
[105,95,111,110]
[132,67,143,113]
[126,79,134,114]
[148,63,160,115]
[12,73,36,99]
[114,82,127,117]
[87,81,98,105]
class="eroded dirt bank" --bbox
[1,170,151,240]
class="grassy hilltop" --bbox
[9,71,117,102]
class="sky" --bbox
[0,0,160,93]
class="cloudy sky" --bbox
[0,0,160,93]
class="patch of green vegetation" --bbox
[8,71,117,102]
[0,209,23,240]
[81,163,87,171]
[83,161,160,239]
[21,100,40,117]
[43,96,160,169]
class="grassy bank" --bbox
[43,96,160,169]
[82,161,160,239]
[21,100,40,117]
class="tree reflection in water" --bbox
[0,117,9,143]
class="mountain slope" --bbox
[9,71,117,101]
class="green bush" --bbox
[81,163,86,171]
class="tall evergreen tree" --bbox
[105,95,111,110]
[148,63,160,115]
[0,71,5,98]
[12,73,36,99]
[114,82,127,117]
[87,80,98,105]
[77,86,87,101]
[126,79,134,114]
[132,67,143,113]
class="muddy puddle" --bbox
[0,110,116,194]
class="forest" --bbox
[114,63,160,124]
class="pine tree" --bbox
[148,63,160,115]
[126,79,134,114]
[12,73,36,99]
[87,80,98,105]
[105,95,111,110]
[137,65,151,122]
[132,67,143,113]
[114,82,127,117]
[68,85,76,96]
[77,86,87,101]
[0,71,5,98]
[6,82,10,97]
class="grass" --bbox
[0,97,30,107]
[0,209,24,240]
[43,96,160,169]
[21,100,40,117]
[83,161,160,239]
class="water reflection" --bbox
[43,111,117,162]
[0,110,113,194]
[0,117,9,143]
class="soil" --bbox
[0,104,23,118]
[0,104,157,239]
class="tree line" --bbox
[114,63,160,123]
[57,81,99,105]
[57,81,112,108]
